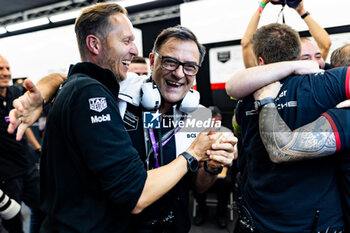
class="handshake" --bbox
[0,189,21,220]
[186,130,237,169]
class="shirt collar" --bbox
[68,62,120,96]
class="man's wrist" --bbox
[258,1,268,14]
[297,8,307,16]
[261,102,276,109]
[204,161,223,175]
[181,152,199,172]
[185,149,199,161]
[300,11,310,19]
[256,95,274,101]
[35,147,41,155]
[254,97,275,111]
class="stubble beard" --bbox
[99,51,125,83]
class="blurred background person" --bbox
[0,54,43,233]
[12,77,27,95]
[128,56,149,77]
[331,43,350,68]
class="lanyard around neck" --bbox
[148,126,182,168]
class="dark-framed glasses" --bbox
[154,52,200,76]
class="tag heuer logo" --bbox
[89,97,107,112]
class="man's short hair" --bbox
[152,25,206,66]
[131,56,147,64]
[331,43,350,67]
[75,3,127,60]
[252,23,301,64]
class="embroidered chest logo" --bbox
[89,97,107,112]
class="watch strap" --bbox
[301,11,310,19]
[257,97,275,111]
[204,161,223,175]
[181,152,198,172]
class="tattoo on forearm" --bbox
[259,105,336,163]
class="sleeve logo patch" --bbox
[89,97,107,112]
[91,114,111,124]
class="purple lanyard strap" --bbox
[148,126,182,168]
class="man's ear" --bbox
[258,57,265,66]
[86,35,102,56]
[149,53,155,71]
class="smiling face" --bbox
[300,39,325,69]
[99,13,138,82]
[150,37,200,111]
[0,55,11,88]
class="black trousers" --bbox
[0,167,44,233]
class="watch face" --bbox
[189,158,199,172]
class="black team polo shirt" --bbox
[40,62,147,232]
[235,66,350,232]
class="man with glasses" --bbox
[8,13,236,232]
[122,26,235,232]
[153,52,199,76]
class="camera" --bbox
[270,0,302,9]
[0,189,21,220]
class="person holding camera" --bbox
[241,0,331,69]
[0,189,21,222]
[7,4,237,232]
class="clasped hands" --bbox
[186,130,238,170]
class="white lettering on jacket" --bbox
[91,114,111,124]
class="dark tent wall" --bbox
[135,18,181,57]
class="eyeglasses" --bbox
[154,52,200,76]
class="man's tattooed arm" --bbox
[259,103,337,163]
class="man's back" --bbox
[236,66,350,232]
[40,63,147,232]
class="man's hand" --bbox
[7,79,44,141]
[293,60,322,75]
[254,81,281,101]
[336,99,350,108]
[294,0,306,15]
[206,134,238,169]
[186,131,222,162]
